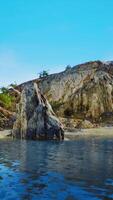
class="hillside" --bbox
[19,60,113,125]
[1,60,113,130]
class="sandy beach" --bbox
[65,127,113,140]
[0,130,12,139]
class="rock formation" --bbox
[1,60,113,131]
[13,82,64,140]
[37,61,113,124]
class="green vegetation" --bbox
[65,65,71,71]
[0,85,15,110]
[9,82,17,89]
[0,93,13,109]
[39,70,49,78]
[0,87,9,94]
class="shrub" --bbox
[0,93,14,109]
[0,86,15,110]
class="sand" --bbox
[65,127,113,140]
[0,130,12,138]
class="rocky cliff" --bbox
[1,60,113,131]
[19,60,113,126]
[13,82,64,140]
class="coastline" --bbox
[65,126,113,140]
[0,127,113,140]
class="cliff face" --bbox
[4,60,113,131]
[37,61,113,123]
[13,82,64,140]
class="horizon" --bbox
[0,0,113,86]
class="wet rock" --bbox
[13,82,64,140]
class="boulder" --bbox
[13,82,64,140]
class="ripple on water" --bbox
[0,137,113,199]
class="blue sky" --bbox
[0,0,113,86]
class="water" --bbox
[0,135,113,200]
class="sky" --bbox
[0,0,113,86]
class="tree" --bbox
[65,65,71,71]
[39,70,49,78]
[0,87,9,94]
[9,82,17,89]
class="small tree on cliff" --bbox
[39,70,49,78]
[9,82,17,89]
[65,65,71,71]
[0,86,9,94]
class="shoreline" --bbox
[0,127,113,140]
[65,126,113,140]
[0,130,12,139]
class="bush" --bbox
[0,86,15,110]
[0,93,14,109]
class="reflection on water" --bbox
[0,135,113,199]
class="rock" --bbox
[76,120,94,129]
[0,107,14,130]
[13,82,64,140]
[18,60,113,123]
[60,117,81,129]
[100,112,113,126]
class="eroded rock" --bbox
[13,82,64,140]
